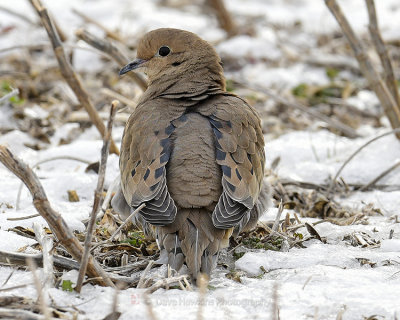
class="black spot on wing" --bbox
[150,182,159,191]
[221,165,231,178]
[216,149,226,161]
[131,168,136,177]
[235,168,242,180]
[213,127,223,140]
[160,152,170,164]
[226,181,236,192]
[155,166,164,179]
[178,114,188,122]
[143,168,150,181]
[165,123,175,135]
[209,118,223,129]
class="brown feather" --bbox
[112,28,270,279]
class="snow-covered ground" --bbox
[1,0,400,319]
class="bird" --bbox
[112,28,270,281]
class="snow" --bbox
[1,0,400,319]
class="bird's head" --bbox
[119,28,224,89]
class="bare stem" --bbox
[325,0,400,139]
[331,128,400,189]
[75,101,119,293]
[76,28,148,91]
[365,0,400,110]
[0,145,114,287]
[30,0,119,154]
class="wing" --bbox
[200,94,265,229]
[119,102,182,226]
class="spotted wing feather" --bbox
[200,94,265,229]
[120,103,181,226]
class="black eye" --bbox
[158,46,170,57]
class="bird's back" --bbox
[112,27,270,281]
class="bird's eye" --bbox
[158,46,170,57]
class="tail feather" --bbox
[157,208,228,279]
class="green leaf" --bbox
[61,280,74,292]
[326,67,339,81]
[292,83,308,98]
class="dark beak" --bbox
[119,59,147,76]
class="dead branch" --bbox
[75,100,118,293]
[27,0,67,42]
[16,155,92,210]
[137,260,155,289]
[27,258,50,320]
[278,177,400,192]
[0,249,80,270]
[33,223,54,290]
[0,283,33,293]
[145,275,190,294]
[76,28,148,91]
[325,0,400,139]
[359,160,400,191]
[30,0,119,155]
[197,274,208,320]
[68,111,129,124]
[0,146,114,287]
[0,4,37,25]
[248,84,360,138]
[271,200,283,233]
[101,88,138,108]
[365,0,400,109]
[205,0,238,37]
[0,308,50,320]
[72,8,123,42]
[7,213,40,221]
[101,176,120,213]
[331,128,400,188]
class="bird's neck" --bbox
[143,65,226,106]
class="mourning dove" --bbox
[112,28,270,280]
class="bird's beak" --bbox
[119,59,147,76]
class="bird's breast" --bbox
[166,112,222,210]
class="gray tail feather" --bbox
[201,250,219,277]
[157,208,227,280]
[161,233,185,274]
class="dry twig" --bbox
[145,275,190,294]
[0,146,114,287]
[108,203,145,242]
[27,258,50,320]
[33,223,54,288]
[365,0,400,110]
[16,155,92,210]
[75,100,119,292]
[137,260,155,289]
[0,4,37,25]
[0,308,49,320]
[248,84,360,139]
[31,0,119,154]
[76,28,148,91]
[272,200,284,233]
[197,274,208,320]
[205,0,238,37]
[360,161,400,191]
[331,128,400,189]
[0,249,80,271]
[72,8,123,42]
[325,0,400,139]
